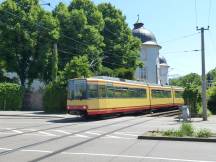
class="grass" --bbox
[160,123,213,138]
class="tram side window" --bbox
[114,87,146,98]
[107,86,114,98]
[175,91,183,98]
[98,85,106,98]
[88,84,98,98]
[139,89,147,98]
[152,90,171,98]
[114,87,123,98]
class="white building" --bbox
[132,20,169,85]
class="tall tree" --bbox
[0,0,59,86]
[98,3,141,79]
[207,67,216,84]
[170,73,201,87]
[53,0,105,73]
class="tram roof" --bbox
[69,76,183,90]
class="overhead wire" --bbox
[159,32,199,44]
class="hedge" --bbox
[0,83,23,110]
[43,81,67,113]
[207,86,216,114]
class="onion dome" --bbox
[132,21,160,47]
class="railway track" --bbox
[0,108,180,161]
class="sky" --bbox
[1,0,216,78]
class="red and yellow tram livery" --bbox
[67,77,184,117]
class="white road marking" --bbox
[21,149,53,153]
[61,152,216,162]
[85,131,102,135]
[114,132,138,137]
[12,130,23,134]
[22,129,36,131]
[0,147,12,151]
[38,131,57,136]
[52,130,71,135]
[4,128,22,133]
[104,135,122,139]
[73,134,89,138]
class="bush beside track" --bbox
[0,83,23,110]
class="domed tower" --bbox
[132,19,161,84]
[159,57,170,85]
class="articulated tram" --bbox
[67,76,184,117]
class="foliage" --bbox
[63,55,91,81]
[0,0,59,86]
[207,67,216,85]
[53,0,104,73]
[43,56,91,113]
[196,129,212,138]
[179,123,194,136]
[197,103,212,117]
[43,81,66,113]
[161,123,213,138]
[170,73,201,115]
[170,73,201,87]
[0,83,23,110]
[98,3,141,79]
[207,86,216,114]
[183,85,201,114]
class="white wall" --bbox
[134,44,160,84]
[159,64,169,85]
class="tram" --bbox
[67,76,184,117]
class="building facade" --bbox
[132,20,169,85]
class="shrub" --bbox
[197,104,212,117]
[196,129,212,138]
[207,86,216,114]
[0,83,23,110]
[179,123,194,136]
[43,81,67,113]
[162,129,175,136]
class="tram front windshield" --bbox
[68,79,87,100]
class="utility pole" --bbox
[52,43,58,81]
[196,26,209,121]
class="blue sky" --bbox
[1,0,216,78]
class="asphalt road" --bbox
[0,114,215,162]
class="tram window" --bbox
[68,79,87,100]
[121,88,129,98]
[152,89,171,98]
[128,88,136,97]
[88,84,98,98]
[114,87,122,98]
[107,86,114,98]
[175,91,183,98]
[98,85,106,98]
[139,89,147,98]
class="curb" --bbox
[137,135,216,142]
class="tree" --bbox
[43,55,91,113]
[207,67,216,86]
[63,55,91,81]
[170,73,202,115]
[53,0,104,73]
[207,86,216,114]
[170,73,201,87]
[0,0,59,86]
[98,3,141,79]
